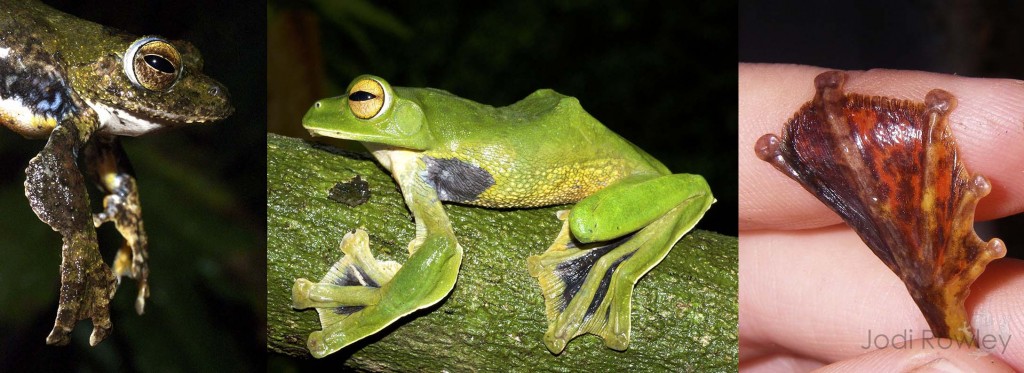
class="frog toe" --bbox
[323,229,401,289]
[45,324,72,346]
[46,237,117,346]
[110,240,149,315]
[307,329,354,359]
[112,244,132,280]
[47,311,111,347]
[46,296,113,347]
[135,283,149,315]
[88,319,113,347]
[307,330,331,358]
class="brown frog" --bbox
[0,0,232,346]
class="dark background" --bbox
[268,0,738,236]
[0,0,265,371]
[740,0,1024,259]
[267,0,737,368]
[740,0,1023,78]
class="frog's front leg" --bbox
[293,158,463,358]
[24,114,115,346]
[528,174,714,353]
[84,135,149,315]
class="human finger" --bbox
[738,63,1024,231]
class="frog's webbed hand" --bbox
[84,135,149,315]
[528,174,713,354]
[292,165,463,358]
[291,229,399,346]
[25,114,115,346]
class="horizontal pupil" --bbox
[144,54,176,74]
[349,91,376,101]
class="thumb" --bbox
[818,339,1013,372]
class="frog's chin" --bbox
[85,101,214,136]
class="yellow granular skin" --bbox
[473,158,634,208]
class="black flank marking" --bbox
[0,41,77,121]
[554,233,634,312]
[422,156,495,203]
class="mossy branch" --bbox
[267,133,737,371]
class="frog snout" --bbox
[205,82,233,118]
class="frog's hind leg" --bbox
[84,135,149,315]
[25,114,115,346]
[528,174,713,353]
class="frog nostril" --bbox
[315,102,321,108]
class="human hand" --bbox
[738,63,1024,371]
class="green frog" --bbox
[293,75,714,357]
[0,0,232,346]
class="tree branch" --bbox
[267,133,737,370]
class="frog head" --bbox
[69,36,233,136]
[303,75,432,150]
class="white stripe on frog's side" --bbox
[0,96,35,124]
[0,47,11,58]
[0,95,56,137]
[86,100,167,136]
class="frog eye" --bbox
[348,78,385,119]
[123,37,182,92]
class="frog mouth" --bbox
[306,128,390,145]
[305,128,344,138]
[86,101,230,136]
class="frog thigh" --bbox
[529,174,714,353]
[84,135,150,315]
[569,173,712,243]
[25,114,115,346]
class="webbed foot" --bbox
[25,123,115,346]
[44,235,117,346]
[528,183,712,354]
[528,211,636,353]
